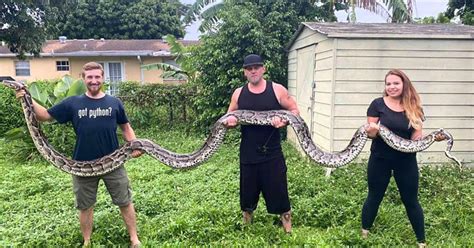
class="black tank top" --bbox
[237,80,283,163]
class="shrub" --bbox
[1,78,81,160]
[0,86,23,135]
[118,81,196,129]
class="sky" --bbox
[181,0,450,40]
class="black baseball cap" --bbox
[243,54,264,68]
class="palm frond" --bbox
[354,0,392,22]
[384,0,409,22]
[349,0,357,23]
[161,71,188,80]
[141,63,183,73]
[141,63,189,80]
[164,35,185,58]
[183,0,220,25]
[199,3,224,32]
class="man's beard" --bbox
[87,84,102,96]
[248,76,261,85]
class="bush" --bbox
[0,79,58,136]
[29,79,78,157]
[0,86,23,135]
[1,79,76,160]
[118,81,196,129]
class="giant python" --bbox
[1,80,463,177]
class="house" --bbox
[0,38,198,95]
[286,22,473,165]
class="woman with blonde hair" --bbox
[362,69,444,247]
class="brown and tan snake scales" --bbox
[2,80,463,177]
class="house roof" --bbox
[0,39,199,57]
[287,22,474,50]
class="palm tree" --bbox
[382,0,414,22]
[328,0,415,23]
[141,35,198,82]
[182,0,225,33]
[183,0,415,32]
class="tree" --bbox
[55,0,186,39]
[383,0,410,22]
[184,0,416,32]
[416,13,451,24]
[0,1,49,59]
[445,0,473,25]
[188,0,337,130]
[336,0,416,23]
[0,0,80,58]
[141,35,199,82]
[184,0,343,32]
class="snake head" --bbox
[1,80,26,91]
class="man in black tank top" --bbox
[224,54,300,233]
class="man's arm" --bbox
[120,123,137,142]
[223,87,242,128]
[16,90,53,122]
[271,83,300,128]
[32,100,53,122]
[227,87,241,113]
[119,123,142,158]
[273,83,299,115]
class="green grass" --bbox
[0,128,473,247]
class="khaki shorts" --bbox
[72,166,132,210]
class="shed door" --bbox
[296,45,316,132]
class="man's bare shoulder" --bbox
[232,87,243,97]
[271,82,288,95]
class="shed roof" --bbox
[288,22,474,50]
[304,22,473,38]
[0,39,200,57]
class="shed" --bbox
[286,23,473,166]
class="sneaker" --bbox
[281,211,292,233]
[242,211,253,224]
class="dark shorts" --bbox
[72,166,132,210]
[240,155,291,214]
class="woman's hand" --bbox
[365,122,379,139]
[434,133,447,142]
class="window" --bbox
[15,61,30,76]
[56,60,70,71]
[99,62,123,96]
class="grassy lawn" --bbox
[0,128,473,247]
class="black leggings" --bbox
[361,155,425,242]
